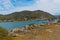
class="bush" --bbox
[58,20,60,22]
[0,27,12,40]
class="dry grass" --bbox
[11,22,60,40]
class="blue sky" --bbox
[0,0,60,15]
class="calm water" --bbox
[0,20,49,30]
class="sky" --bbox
[0,0,60,15]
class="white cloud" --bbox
[33,0,60,15]
[0,0,60,15]
[53,0,60,3]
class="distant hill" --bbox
[55,15,60,22]
[0,10,55,22]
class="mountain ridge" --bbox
[0,10,55,22]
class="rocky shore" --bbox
[0,22,59,40]
[8,22,59,37]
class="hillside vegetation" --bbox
[0,27,12,40]
[0,10,55,22]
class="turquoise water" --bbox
[0,20,49,30]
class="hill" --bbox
[0,10,55,22]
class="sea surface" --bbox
[0,20,50,30]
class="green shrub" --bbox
[0,27,12,40]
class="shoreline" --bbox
[0,19,54,22]
[0,22,60,40]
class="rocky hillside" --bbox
[8,22,60,40]
[0,10,55,22]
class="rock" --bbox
[9,28,23,37]
[24,25,29,30]
[8,32,19,37]
[11,28,21,33]
[46,29,53,32]
[34,24,38,27]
